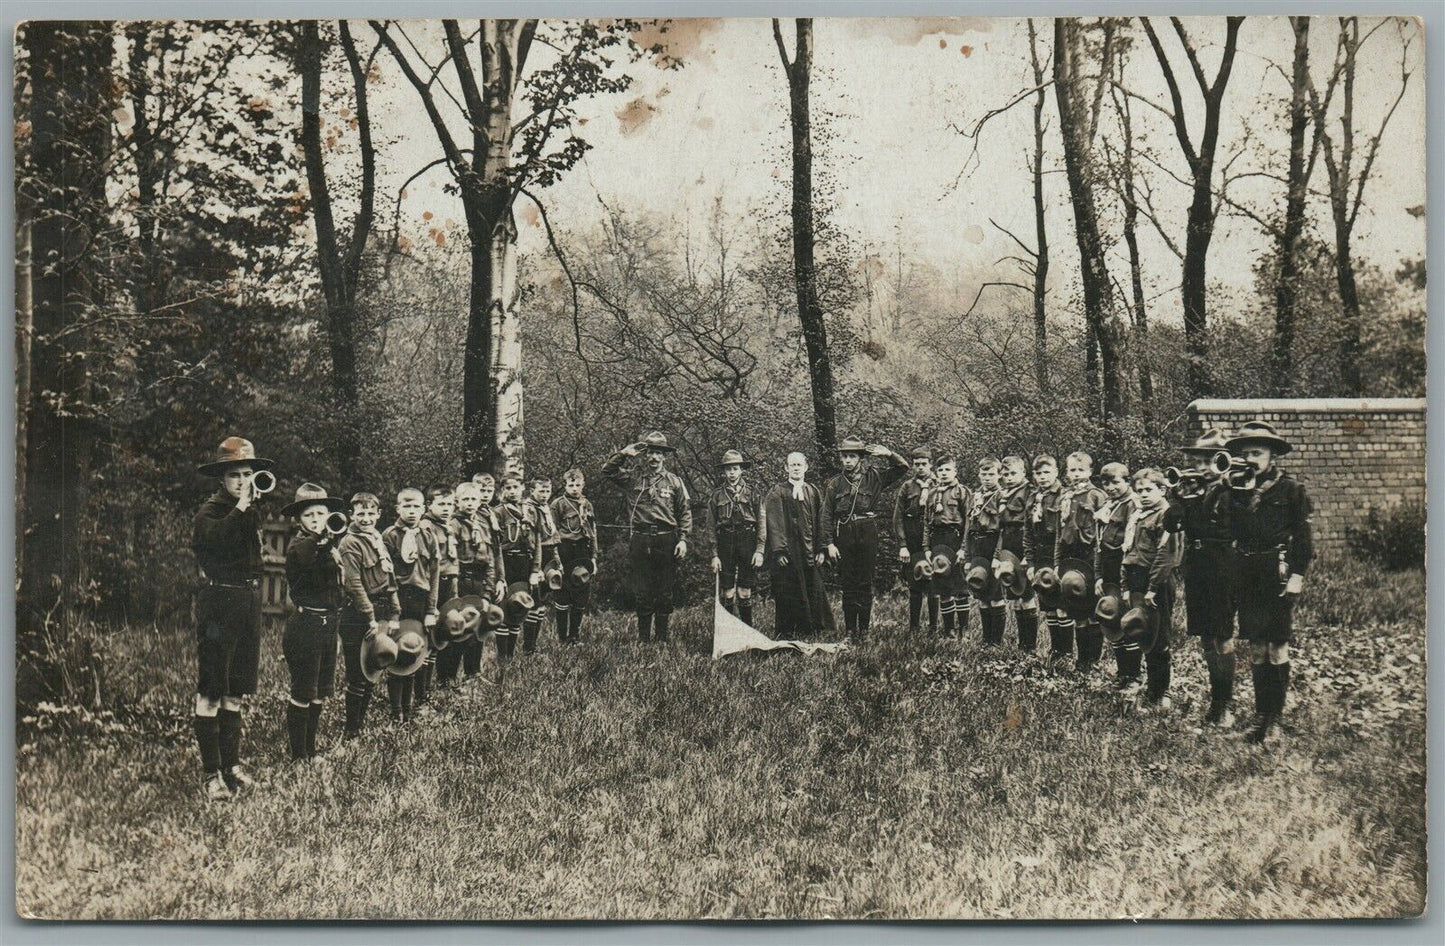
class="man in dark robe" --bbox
[755,452,836,639]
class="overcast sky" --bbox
[360,16,1426,324]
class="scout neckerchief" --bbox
[913,472,933,509]
[531,499,558,538]
[1246,466,1283,512]
[839,465,868,521]
[717,479,749,523]
[1031,481,1060,523]
[396,521,422,563]
[1059,481,1094,521]
[628,466,674,533]
[932,479,964,519]
[351,523,394,573]
[1123,501,1163,553]
[502,501,528,544]
[1096,490,1134,526]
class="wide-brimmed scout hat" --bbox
[993,549,1028,598]
[1032,565,1062,609]
[837,436,868,455]
[966,561,992,593]
[1226,420,1292,457]
[716,449,752,470]
[281,483,347,518]
[197,436,273,477]
[929,551,953,576]
[360,629,400,684]
[1181,427,1231,456]
[570,563,594,585]
[504,586,535,622]
[638,431,675,453]
[1119,604,1160,652]
[912,560,935,581]
[1058,557,1095,613]
[435,597,483,648]
[544,564,565,591]
[388,621,431,677]
[473,596,505,628]
[1095,584,1124,637]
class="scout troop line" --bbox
[189,421,1311,801]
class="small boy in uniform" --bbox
[417,484,456,699]
[1024,455,1068,661]
[923,455,971,637]
[496,474,543,660]
[337,492,400,741]
[1121,468,1181,710]
[1055,451,1109,672]
[191,437,271,800]
[524,476,564,653]
[383,488,440,720]
[1095,462,1138,689]
[437,481,497,688]
[892,448,937,634]
[710,450,760,626]
[1224,421,1312,744]
[552,469,599,643]
[967,458,1007,645]
[997,456,1039,653]
[280,484,347,762]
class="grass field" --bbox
[16,562,1427,920]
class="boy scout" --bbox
[709,450,759,626]
[997,456,1039,653]
[523,477,563,654]
[551,469,598,643]
[1121,468,1181,710]
[892,448,937,635]
[822,437,909,637]
[1166,429,1239,726]
[191,436,271,800]
[1094,462,1137,688]
[1225,421,1312,744]
[967,458,1006,645]
[437,481,496,687]
[338,492,401,741]
[280,484,347,762]
[495,474,542,660]
[1024,455,1068,661]
[383,488,440,717]
[602,431,693,643]
[922,455,970,637]
[1055,451,1108,672]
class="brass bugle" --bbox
[251,470,277,494]
[1209,451,1247,476]
[325,511,349,535]
[1163,466,1204,489]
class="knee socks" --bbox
[1015,608,1038,652]
[344,681,371,739]
[940,596,957,635]
[286,702,310,760]
[655,613,671,642]
[569,607,585,641]
[908,590,924,631]
[218,707,242,772]
[306,701,322,757]
[637,612,653,642]
[193,714,222,774]
[738,598,753,627]
[1145,649,1171,702]
[1075,622,1103,670]
[1047,614,1076,658]
[553,604,570,642]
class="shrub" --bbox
[1346,501,1426,572]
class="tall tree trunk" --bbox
[1272,17,1311,395]
[1027,18,1049,395]
[20,22,111,619]
[1334,229,1361,392]
[774,18,838,470]
[1054,19,1124,446]
[299,20,372,483]
[16,215,32,572]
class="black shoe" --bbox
[222,764,255,793]
[1244,714,1276,744]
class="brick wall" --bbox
[1188,398,1426,556]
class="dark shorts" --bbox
[1124,565,1173,654]
[458,562,490,598]
[967,530,1002,602]
[928,524,966,596]
[630,530,678,615]
[1183,543,1237,639]
[1236,551,1293,644]
[283,609,340,703]
[195,582,262,701]
[835,518,879,599]
[502,547,535,588]
[716,528,757,592]
[398,584,430,622]
[557,537,595,608]
[340,597,399,688]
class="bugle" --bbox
[250,470,277,495]
[325,511,350,535]
[1210,451,1257,490]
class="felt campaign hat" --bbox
[504,586,535,622]
[1119,604,1160,653]
[993,549,1028,598]
[1181,427,1231,456]
[929,551,953,576]
[1058,557,1095,614]
[1095,585,1124,639]
[1031,565,1062,610]
[837,436,868,455]
[1226,420,1292,457]
[965,561,992,593]
[360,629,400,684]
[281,482,347,518]
[197,436,273,477]
[435,597,483,648]
[544,564,565,591]
[570,563,594,585]
[639,430,675,453]
[387,622,430,678]
[716,449,752,470]
[912,559,935,581]
[476,596,506,628]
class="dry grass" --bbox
[15,566,1426,920]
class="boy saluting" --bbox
[191,436,272,801]
[822,437,909,638]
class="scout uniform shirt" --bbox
[497,500,543,578]
[422,511,459,583]
[997,481,1033,557]
[1226,469,1314,576]
[821,454,909,546]
[1094,490,1137,586]
[1167,479,1234,547]
[452,509,499,593]
[528,497,563,569]
[551,494,599,546]
[284,530,345,611]
[1056,482,1109,559]
[382,518,442,614]
[193,490,263,584]
[923,481,970,550]
[338,524,401,619]
[1121,503,1180,594]
[710,480,759,534]
[892,473,932,552]
[601,452,694,537]
[1023,481,1063,567]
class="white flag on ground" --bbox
[711,580,848,659]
